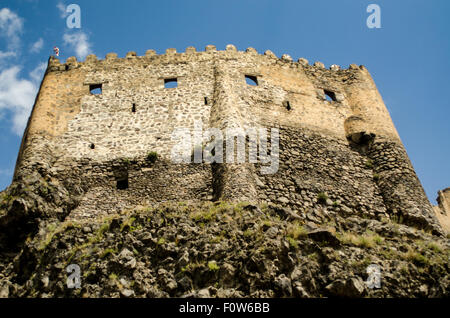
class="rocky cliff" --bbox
[1,192,448,298]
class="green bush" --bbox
[337,231,384,249]
[405,250,429,267]
[287,221,307,239]
[208,261,220,271]
[157,237,165,245]
[147,151,158,163]
[365,159,374,169]
[100,248,117,258]
[427,242,443,253]
[317,192,328,204]
[286,236,299,249]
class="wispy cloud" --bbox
[0,5,92,136]
[0,51,16,62]
[0,8,47,136]
[0,8,23,51]
[0,65,43,135]
[0,8,37,135]
[56,1,68,18]
[30,38,44,53]
[63,31,92,60]
[0,7,23,65]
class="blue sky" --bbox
[0,0,449,203]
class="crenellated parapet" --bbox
[47,44,365,74]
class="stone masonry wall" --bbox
[434,188,450,234]
[255,127,387,223]
[11,45,444,235]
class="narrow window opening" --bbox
[90,143,95,149]
[132,103,136,113]
[324,90,337,102]
[90,84,102,95]
[164,78,178,88]
[204,97,208,105]
[116,177,129,190]
[284,101,292,111]
[245,75,258,86]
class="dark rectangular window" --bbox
[164,78,178,88]
[324,90,337,102]
[116,178,128,190]
[284,101,291,111]
[90,84,102,95]
[245,75,258,86]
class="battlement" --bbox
[47,44,365,73]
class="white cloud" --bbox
[57,2,68,18]
[30,38,44,53]
[0,51,16,58]
[0,7,93,137]
[29,62,46,82]
[0,63,45,135]
[0,8,22,66]
[0,51,16,61]
[63,31,92,60]
[0,9,48,136]
[0,8,23,51]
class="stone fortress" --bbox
[13,44,449,235]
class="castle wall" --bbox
[255,126,387,221]
[437,188,450,214]
[434,188,450,234]
[12,46,443,234]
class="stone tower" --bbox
[10,45,444,235]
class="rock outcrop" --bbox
[0,201,448,298]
